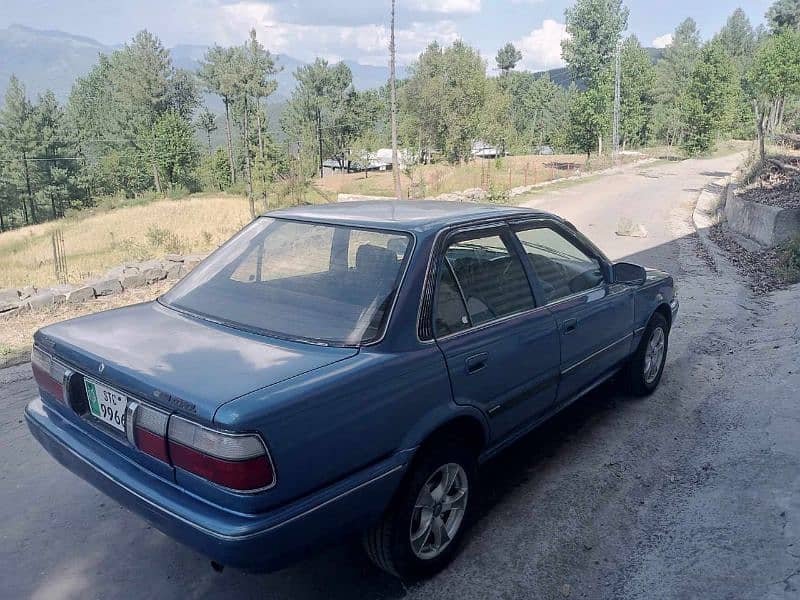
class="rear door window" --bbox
[433,232,534,335]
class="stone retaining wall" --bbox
[725,192,800,247]
[0,253,206,319]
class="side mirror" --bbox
[613,262,646,285]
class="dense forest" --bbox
[1,0,799,231]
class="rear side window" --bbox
[433,232,534,336]
[434,264,470,336]
[514,225,603,303]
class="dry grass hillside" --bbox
[0,194,254,289]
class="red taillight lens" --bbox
[31,346,69,404]
[128,403,170,462]
[168,442,273,491]
[167,416,274,492]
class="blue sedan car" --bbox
[26,201,678,579]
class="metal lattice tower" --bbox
[612,40,622,161]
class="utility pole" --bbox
[389,0,402,200]
[317,109,324,179]
[612,39,622,164]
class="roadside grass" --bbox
[0,194,253,289]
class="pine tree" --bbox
[496,43,523,74]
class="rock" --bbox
[19,285,36,300]
[27,291,56,310]
[50,285,73,304]
[164,253,183,263]
[91,278,123,296]
[182,254,205,271]
[166,262,186,279]
[68,286,96,304]
[143,266,167,283]
[137,260,167,283]
[121,273,146,289]
[616,217,648,238]
[0,306,20,319]
[0,288,20,312]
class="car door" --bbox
[511,220,634,403]
[432,224,560,442]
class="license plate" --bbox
[85,378,128,432]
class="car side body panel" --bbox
[25,201,678,572]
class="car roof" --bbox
[266,200,553,234]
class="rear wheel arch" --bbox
[416,415,487,459]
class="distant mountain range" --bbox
[0,24,401,103]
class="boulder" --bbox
[0,288,20,312]
[92,278,123,296]
[166,262,186,279]
[67,286,96,304]
[164,253,184,263]
[616,217,648,238]
[143,266,167,283]
[27,291,56,310]
[182,254,205,271]
[121,273,147,289]
[0,307,20,319]
[19,285,36,300]
[50,285,73,304]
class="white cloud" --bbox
[217,2,459,66]
[652,33,673,49]
[514,19,569,72]
[407,0,481,14]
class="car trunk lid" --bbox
[35,300,358,422]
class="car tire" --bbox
[626,312,669,396]
[362,438,477,580]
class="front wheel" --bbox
[362,439,476,580]
[626,312,669,396]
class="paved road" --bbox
[2,153,798,599]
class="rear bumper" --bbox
[25,397,407,571]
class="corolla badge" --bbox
[98,362,105,373]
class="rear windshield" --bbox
[161,218,412,345]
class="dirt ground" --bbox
[1,152,798,599]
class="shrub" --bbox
[145,225,183,254]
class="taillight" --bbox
[31,346,70,404]
[125,406,275,492]
[167,416,274,492]
[126,402,169,462]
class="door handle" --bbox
[465,353,488,374]
[563,318,578,334]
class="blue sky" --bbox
[1,0,775,69]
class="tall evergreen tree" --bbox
[619,36,656,149]
[681,42,738,155]
[200,45,240,185]
[561,0,629,154]
[496,43,523,74]
[767,0,800,31]
[653,18,702,147]
[0,76,38,223]
[561,0,629,87]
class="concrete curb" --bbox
[691,176,731,273]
